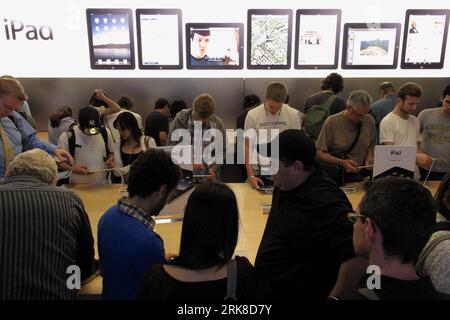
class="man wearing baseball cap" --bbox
[58,106,114,184]
[254,129,368,300]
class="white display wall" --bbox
[1,0,449,78]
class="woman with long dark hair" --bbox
[136,182,267,300]
[112,112,155,183]
[48,106,76,145]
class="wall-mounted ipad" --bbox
[186,23,244,69]
[136,9,182,69]
[295,9,341,69]
[401,9,450,69]
[247,9,292,69]
[86,9,135,69]
[342,23,401,69]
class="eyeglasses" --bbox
[349,106,367,118]
[347,212,368,223]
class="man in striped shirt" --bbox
[0,149,96,299]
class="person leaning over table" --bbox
[111,111,156,184]
[57,106,114,184]
[98,149,180,300]
[417,84,450,181]
[0,77,73,178]
[379,82,433,175]
[0,149,95,299]
[169,93,225,180]
[137,182,269,301]
[254,129,368,300]
[315,90,376,183]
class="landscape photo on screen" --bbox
[345,26,397,66]
[90,13,132,66]
[360,38,389,56]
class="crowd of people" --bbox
[0,74,449,300]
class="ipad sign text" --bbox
[3,18,54,40]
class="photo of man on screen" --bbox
[409,21,419,34]
[189,29,223,66]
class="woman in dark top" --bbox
[137,182,268,301]
[112,112,155,183]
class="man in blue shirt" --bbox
[370,81,397,142]
[0,77,73,177]
[98,149,180,299]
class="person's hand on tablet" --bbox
[73,165,93,176]
[341,159,359,173]
[248,175,264,189]
[416,153,433,168]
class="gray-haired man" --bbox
[316,90,376,179]
[0,149,96,299]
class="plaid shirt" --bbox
[118,199,155,230]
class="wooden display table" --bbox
[66,180,440,296]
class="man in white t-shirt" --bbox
[58,106,114,184]
[244,82,302,189]
[380,82,432,170]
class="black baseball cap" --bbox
[259,129,316,167]
[78,106,102,135]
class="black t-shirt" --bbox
[254,169,355,300]
[304,91,346,115]
[136,256,269,301]
[340,275,447,300]
[121,150,143,167]
[144,111,169,146]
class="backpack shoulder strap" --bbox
[66,127,76,158]
[320,94,337,111]
[100,127,110,155]
[357,288,380,300]
[225,259,237,300]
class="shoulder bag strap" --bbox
[344,121,362,158]
[225,259,237,300]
